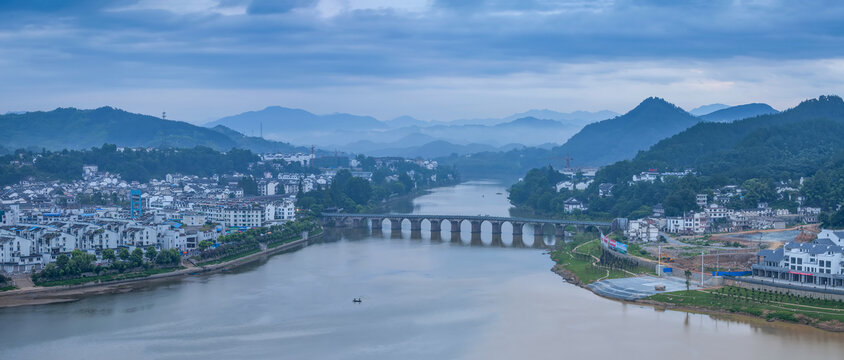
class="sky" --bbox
[1,0,844,123]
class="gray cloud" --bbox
[0,0,843,121]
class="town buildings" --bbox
[753,229,844,288]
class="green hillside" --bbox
[0,107,303,153]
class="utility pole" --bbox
[658,245,661,277]
[161,111,167,148]
[716,250,719,274]
[701,251,705,286]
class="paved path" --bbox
[11,273,34,289]
[588,276,699,301]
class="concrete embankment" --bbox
[0,233,321,309]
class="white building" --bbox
[563,198,586,213]
[260,181,280,196]
[625,219,659,242]
[754,233,844,288]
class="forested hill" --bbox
[550,97,701,166]
[699,103,778,122]
[602,95,844,183]
[0,107,303,153]
[510,95,844,219]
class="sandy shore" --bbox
[0,234,319,309]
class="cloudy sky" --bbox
[2,0,843,123]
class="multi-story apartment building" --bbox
[753,229,844,288]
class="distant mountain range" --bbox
[439,98,785,179]
[1,99,786,169]
[0,107,305,153]
[206,106,386,139]
[205,107,619,151]
[688,103,730,116]
[699,103,778,122]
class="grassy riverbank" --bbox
[196,248,262,266]
[0,285,16,292]
[33,267,185,287]
[551,237,639,285]
[647,286,844,330]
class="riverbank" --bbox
[549,237,844,332]
[0,232,322,309]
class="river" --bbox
[1,181,842,359]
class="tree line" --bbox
[0,144,258,185]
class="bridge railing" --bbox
[320,213,611,226]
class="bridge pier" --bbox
[450,231,462,243]
[491,234,504,247]
[491,221,502,235]
[430,220,441,232]
[390,218,402,232]
[370,218,382,231]
[431,230,442,241]
[410,219,422,232]
[353,218,367,228]
[470,220,482,234]
[533,223,544,236]
[450,219,461,233]
[511,234,525,247]
[470,232,483,246]
[555,225,566,240]
[512,222,524,236]
[533,236,547,248]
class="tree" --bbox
[130,248,144,266]
[238,176,259,196]
[198,240,212,251]
[684,269,692,292]
[145,246,157,262]
[102,248,116,263]
[118,248,130,261]
[344,177,372,205]
[56,254,69,270]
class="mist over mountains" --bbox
[438,97,788,179]
[1,98,785,169]
[204,106,619,156]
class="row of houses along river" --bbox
[1,181,843,359]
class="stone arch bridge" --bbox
[321,213,611,244]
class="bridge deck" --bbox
[321,213,610,226]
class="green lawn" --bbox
[648,286,844,324]
[552,239,637,284]
[34,267,184,287]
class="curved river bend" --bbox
[1,181,842,359]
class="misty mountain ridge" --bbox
[550,97,701,166]
[595,95,844,185]
[0,107,304,153]
[688,103,730,116]
[699,103,778,122]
